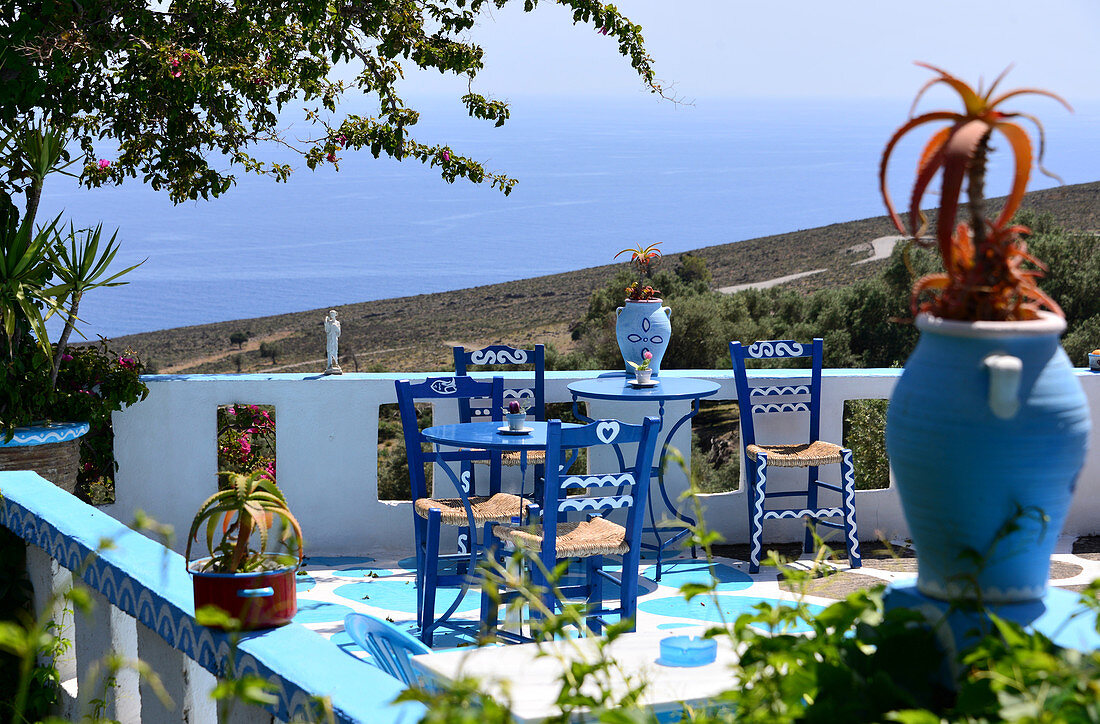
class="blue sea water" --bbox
[36,97,1100,338]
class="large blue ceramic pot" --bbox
[886,312,1090,602]
[615,299,671,376]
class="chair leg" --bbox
[840,449,862,569]
[480,522,500,639]
[748,455,767,574]
[585,555,603,636]
[420,508,442,646]
[803,465,820,555]
[413,514,427,629]
[619,552,640,634]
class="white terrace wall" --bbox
[105,369,1100,558]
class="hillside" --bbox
[110,181,1100,374]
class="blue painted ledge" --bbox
[0,471,424,724]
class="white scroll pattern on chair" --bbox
[471,348,529,365]
[558,495,633,513]
[747,341,805,358]
[560,473,635,490]
[750,385,810,398]
[751,402,811,414]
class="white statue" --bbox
[324,309,343,375]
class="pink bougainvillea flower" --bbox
[442,150,451,162]
[61,353,73,361]
[598,27,609,35]
[327,151,337,162]
[98,159,110,169]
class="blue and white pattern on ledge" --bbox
[0,421,90,447]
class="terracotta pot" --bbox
[189,558,299,629]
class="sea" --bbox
[35,96,1100,339]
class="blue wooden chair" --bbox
[344,613,431,686]
[480,416,661,642]
[729,338,861,573]
[453,343,546,474]
[396,375,524,645]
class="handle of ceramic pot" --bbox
[238,587,275,598]
[663,306,671,319]
[616,306,623,317]
[984,353,1022,420]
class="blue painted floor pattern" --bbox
[290,544,1100,687]
[291,552,863,662]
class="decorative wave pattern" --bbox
[750,385,809,398]
[0,422,90,448]
[560,473,635,490]
[558,495,632,513]
[470,347,528,365]
[839,448,861,567]
[751,402,810,414]
[0,499,311,722]
[762,507,844,521]
[749,455,767,572]
[503,388,534,402]
[747,341,805,359]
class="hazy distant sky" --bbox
[398,0,1100,103]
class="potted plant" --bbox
[628,350,655,385]
[186,470,304,629]
[880,64,1090,603]
[614,242,671,376]
[0,121,145,496]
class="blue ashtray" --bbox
[656,635,717,667]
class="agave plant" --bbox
[615,241,662,277]
[186,470,304,574]
[880,63,1071,321]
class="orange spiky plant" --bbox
[880,63,1071,321]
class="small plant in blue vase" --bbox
[502,399,530,431]
[628,350,654,384]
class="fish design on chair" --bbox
[430,378,458,395]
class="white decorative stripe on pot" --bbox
[916,311,1067,338]
[0,422,90,447]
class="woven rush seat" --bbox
[492,517,628,558]
[746,440,843,467]
[413,493,527,526]
[501,449,546,467]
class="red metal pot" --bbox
[189,558,299,630]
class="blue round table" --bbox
[567,375,720,579]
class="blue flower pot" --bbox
[886,313,1090,602]
[616,299,671,376]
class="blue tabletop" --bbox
[568,375,720,402]
[422,421,581,450]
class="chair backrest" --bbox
[453,344,545,424]
[729,338,824,452]
[344,612,431,686]
[394,375,504,500]
[540,417,661,558]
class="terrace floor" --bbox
[290,538,1100,669]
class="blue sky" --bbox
[399,0,1100,103]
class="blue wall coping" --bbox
[0,471,424,724]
